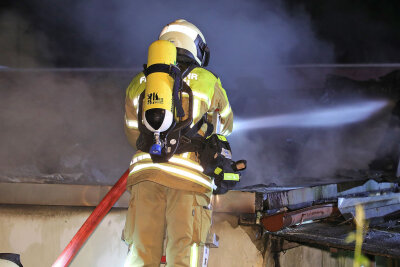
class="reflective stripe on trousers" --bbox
[190,243,199,267]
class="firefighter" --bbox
[122,19,233,266]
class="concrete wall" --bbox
[0,204,364,267]
[0,205,264,267]
[0,205,127,267]
[209,214,264,267]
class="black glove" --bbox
[199,134,246,194]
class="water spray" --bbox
[233,100,389,132]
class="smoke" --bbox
[1,0,398,187]
[2,0,333,70]
[230,106,393,188]
[65,0,336,188]
[0,10,51,67]
[0,70,135,185]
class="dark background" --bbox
[1,0,400,67]
[0,0,400,67]
[1,0,400,187]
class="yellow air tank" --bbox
[143,40,176,133]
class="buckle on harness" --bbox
[180,135,191,144]
[168,64,174,78]
[169,64,180,80]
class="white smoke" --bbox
[3,1,396,188]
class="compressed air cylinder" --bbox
[143,40,176,133]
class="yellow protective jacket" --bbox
[124,67,233,194]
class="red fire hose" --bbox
[52,169,129,267]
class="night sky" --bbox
[2,0,400,67]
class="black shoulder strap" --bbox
[143,63,170,76]
[174,63,196,118]
[180,64,213,139]
[176,113,213,154]
[182,64,197,79]
[183,113,214,139]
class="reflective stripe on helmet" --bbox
[159,19,208,66]
[160,24,202,42]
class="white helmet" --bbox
[159,19,210,67]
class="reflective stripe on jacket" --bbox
[130,152,214,191]
[125,67,233,194]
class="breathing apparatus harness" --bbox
[136,40,246,194]
[136,62,210,162]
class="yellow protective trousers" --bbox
[123,181,212,267]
